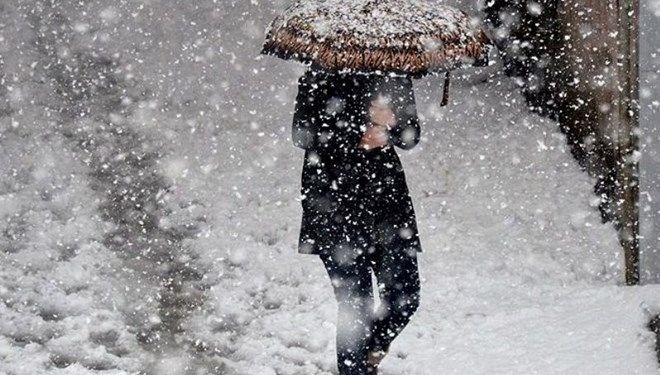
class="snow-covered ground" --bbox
[0,1,659,374]
[176,78,660,375]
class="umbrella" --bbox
[261,0,492,105]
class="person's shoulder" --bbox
[300,68,331,81]
[385,74,413,87]
[375,74,412,95]
[299,69,334,92]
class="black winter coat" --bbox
[292,69,422,255]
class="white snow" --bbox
[269,0,481,48]
[279,0,465,37]
[0,0,658,374]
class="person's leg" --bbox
[319,249,374,375]
[367,244,420,355]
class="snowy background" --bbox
[0,0,659,374]
[641,0,660,283]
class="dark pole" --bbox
[617,0,640,285]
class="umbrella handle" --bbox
[441,71,450,107]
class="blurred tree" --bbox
[482,0,640,284]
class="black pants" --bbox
[319,242,420,374]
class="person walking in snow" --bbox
[292,68,422,374]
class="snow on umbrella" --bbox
[262,0,492,104]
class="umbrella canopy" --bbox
[262,0,491,76]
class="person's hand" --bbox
[369,98,396,129]
[358,96,396,150]
[358,123,389,150]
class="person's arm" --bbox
[386,77,420,150]
[291,70,329,150]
